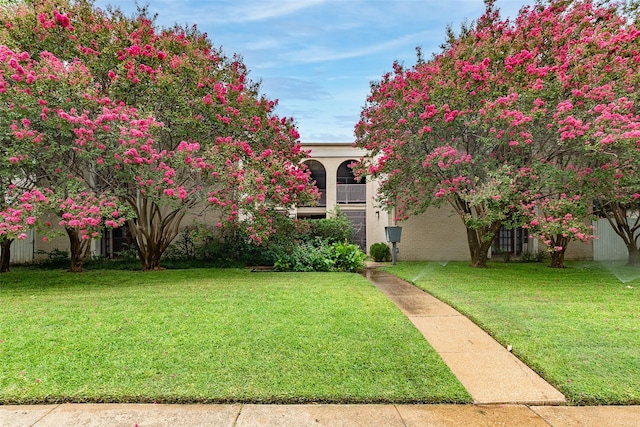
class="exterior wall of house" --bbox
[298,142,372,250]
[5,205,224,265]
[36,233,70,261]
[5,230,36,264]
[30,213,71,263]
[562,239,593,260]
[300,141,598,263]
[592,218,632,261]
[4,226,71,265]
[391,206,471,262]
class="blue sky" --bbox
[93,0,532,142]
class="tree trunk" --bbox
[450,195,504,268]
[0,238,12,273]
[602,202,640,267]
[466,222,501,268]
[66,227,91,272]
[126,199,186,271]
[548,235,569,268]
[549,249,567,268]
[626,244,640,267]
[137,240,164,271]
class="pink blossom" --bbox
[53,10,71,28]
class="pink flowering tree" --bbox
[0,39,136,272]
[520,190,594,268]
[0,187,51,272]
[1,1,317,271]
[354,0,640,267]
[55,190,127,272]
[0,43,55,272]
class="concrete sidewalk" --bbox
[2,266,639,426]
[3,403,640,426]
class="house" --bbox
[298,142,595,262]
[5,141,623,265]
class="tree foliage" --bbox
[0,0,317,271]
[354,0,640,267]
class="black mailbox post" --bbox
[385,226,402,265]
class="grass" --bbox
[0,268,470,404]
[385,261,640,405]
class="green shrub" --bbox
[162,223,276,267]
[273,240,365,273]
[35,248,70,269]
[331,241,367,272]
[305,209,354,244]
[115,244,139,261]
[92,207,357,270]
[370,242,391,262]
[273,241,334,272]
[521,250,548,263]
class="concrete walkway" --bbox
[2,266,640,426]
[363,268,565,405]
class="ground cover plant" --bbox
[0,268,470,404]
[385,262,640,405]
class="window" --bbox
[492,227,526,256]
[336,160,366,204]
[304,160,326,207]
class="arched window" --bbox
[304,160,326,206]
[336,160,365,204]
[337,160,365,184]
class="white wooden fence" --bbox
[1,230,36,264]
[592,218,635,261]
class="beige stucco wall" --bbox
[541,237,594,261]
[32,213,70,262]
[8,205,224,265]
[35,233,70,261]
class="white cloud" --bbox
[286,30,436,65]
[206,0,327,23]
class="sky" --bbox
[93,0,533,143]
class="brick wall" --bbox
[394,206,470,262]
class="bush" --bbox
[331,242,367,272]
[370,242,391,262]
[273,240,366,273]
[158,208,358,269]
[35,248,70,269]
[305,210,354,244]
[273,241,334,272]
[521,250,547,263]
[162,223,276,267]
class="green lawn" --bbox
[385,261,640,405]
[0,268,470,404]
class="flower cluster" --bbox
[57,192,126,240]
[0,188,51,240]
